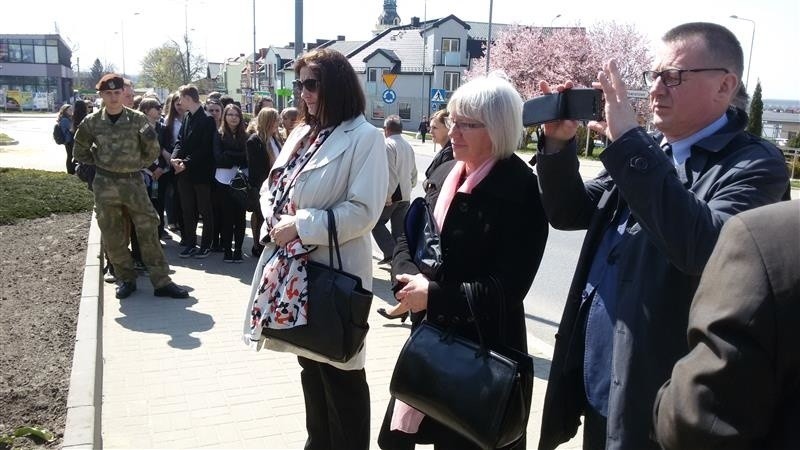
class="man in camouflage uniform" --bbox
[74,73,189,299]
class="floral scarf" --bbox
[248,127,334,337]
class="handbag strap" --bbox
[463,283,489,357]
[326,209,344,270]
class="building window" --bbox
[372,101,385,120]
[441,38,460,66]
[46,46,58,64]
[398,102,411,120]
[20,44,34,63]
[444,72,461,92]
[34,45,46,63]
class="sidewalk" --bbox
[98,227,582,449]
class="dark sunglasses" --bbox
[293,78,320,93]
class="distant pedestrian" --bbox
[371,114,417,266]
[73,73,189,300]
[56,104,75,174]
[171,84,218,259]
[417,116,429,143]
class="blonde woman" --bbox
[245,107,283,256]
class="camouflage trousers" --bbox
[93,173,172,288]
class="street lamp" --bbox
[551,14,562,26]
[117,12,140,78]
[485,0,493,73]
[730,15,755,90]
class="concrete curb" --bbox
[62,212,103,449]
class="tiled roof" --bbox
[348,27,425,72]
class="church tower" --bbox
[375,0,401,34]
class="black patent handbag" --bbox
[261,210,373,362]
[389,282,534,449]
[404,197,443,279]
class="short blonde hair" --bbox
[447,72,523,158]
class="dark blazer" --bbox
[654,200,800,450]
[246,133,278,190]
[422,143,455,206]
[536,107,790,450]
[214,132,247,169]
[171,108,216,184]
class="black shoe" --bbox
[223,249,234,263]
[195,247,212,258]
[251,244,263,257]
[377,257,392,266]
[160,230,173,241]
[116,281,137,299]
[233,249,243,263]
[179,246,197,258]
[154,282,189,298]
[168,223,180,232]
[377,308,408,323]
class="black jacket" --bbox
[214,132,247,169]
[422,143,455,206]
[394,154,548,353]
[171,108,217,184]
[536,107,790,450]
[246,133,278,190]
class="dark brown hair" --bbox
[294,48,365,130]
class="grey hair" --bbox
[446,71,523,158]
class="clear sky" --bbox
[4,0,798,100]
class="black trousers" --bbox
[297,356,370,450]
[213,181,246,252]
[177,175,214,248]
[582,404,608,450]
[64,142,75,174]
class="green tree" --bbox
[747,80,763,137]
[139,40,206,91]
[139,43,185,92]
[89,59,105,88]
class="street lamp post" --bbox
[485,0,493,73]
[730,15,755,90]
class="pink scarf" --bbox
[391,156,497,434]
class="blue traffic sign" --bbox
[382,89,397,104]
[430,88,447,103]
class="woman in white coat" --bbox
[247,48,388,450]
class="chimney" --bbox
[411,16,420,27]
[337,35,345,41]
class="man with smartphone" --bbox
[534,22,790,450]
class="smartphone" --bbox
[522,89,604,126]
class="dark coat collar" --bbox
[471,154,533,202]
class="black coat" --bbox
[246,133,278,190]
[536,108,790,450]
[395,153,549,355]
[171,108,217,184]
[421,143,455,206]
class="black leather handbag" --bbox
[404,197,443,279]
[261,210,373,362]
[229,169,259,212]
[389,282,534,449]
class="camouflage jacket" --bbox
[73,107,160,173]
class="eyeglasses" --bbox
[292,78,320,93]
[642,68,730,87]
[445,117,485,130]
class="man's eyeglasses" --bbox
[293,78,320,93]
[642,68,729,87]
[445,117,485,130]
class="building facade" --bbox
[0,34,74,111]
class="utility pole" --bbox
[293,0,303,106]
[252,0,257,113]
[184,0,191,83]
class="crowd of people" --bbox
[63,20,798,450]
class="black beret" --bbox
[96,73,125,91]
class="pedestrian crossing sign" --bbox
[430,88,447,103]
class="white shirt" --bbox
[385,133,418,202]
